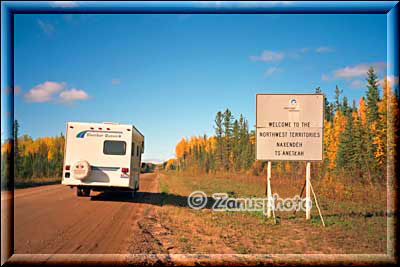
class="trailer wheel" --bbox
[72,160,91,180]
[82,188,91,197]
[77,187,83,197]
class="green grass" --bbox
[159,179,170,194]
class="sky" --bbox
[10,13,388,163]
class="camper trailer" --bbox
[62,122,144,198]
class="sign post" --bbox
[306,161,311,220]
[266,161,272,218]
[256,94,325,224]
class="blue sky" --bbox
[11,13,387,162]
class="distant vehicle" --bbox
[62,122,144,198]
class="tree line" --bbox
[168,67,398,184]
[1,120,65,181]
[0,67,398,185]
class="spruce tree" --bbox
[366,67,380,123]
[336,111,354,174]
[232,119,240,171]
[365,66,381,182]
[239,114,251,170]
[334,85,342,112]
[223,109,233,171]
[342,96,349,116]
[352,112,367,181]
[214,111,224,170]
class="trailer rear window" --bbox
[103,140,126,155]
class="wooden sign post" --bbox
[256,94,325,225]
[266,161,272,218]
[306,161,311,220]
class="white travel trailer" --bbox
[62,122,144,198]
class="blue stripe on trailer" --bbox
[91,166,119,171]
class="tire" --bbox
[77,187,83,197]
[72,160,91,180]
[82,188,91,197]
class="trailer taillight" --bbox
[98,127,102,130]
[121,168,129,173]
[107,128,110,130]
[65,165,70,170]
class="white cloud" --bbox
[333,62,386,79]
[51,1,78,8]
[350,79,364,88]
[24,81,89,104]
[321,74,330,81]
[24,81,65,102]
[111,79,121,85]
[59,89,89,103]
[264,67,281,76]
[250,50,284,62]
[334,65,368,79]
[316,46,334,53]
[37,19,55,35]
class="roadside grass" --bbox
[14,177,62,189]
[155,171,387,254]
[159,180,170,194]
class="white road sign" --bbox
[256,94,324,161]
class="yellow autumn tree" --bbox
[325,112,346,173]
[386,78,399,177]
[175,138,187,159]
[358,97,367,127]
[205,136,216,153]
[1,142,12,155]
[165,158,177,170]
[373,78,389,166]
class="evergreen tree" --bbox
[334,85,342,112]
[342,96,350,116]
[336,111,354,173]
[365,66,381,182]
[351,111,368,181]
[232,119,241,171]
[352,99,357,113]
[315,87,333,122]
[223,109,233,171]
[366,67,380,123]
[214,111,224,170]
[239,114,251,170]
